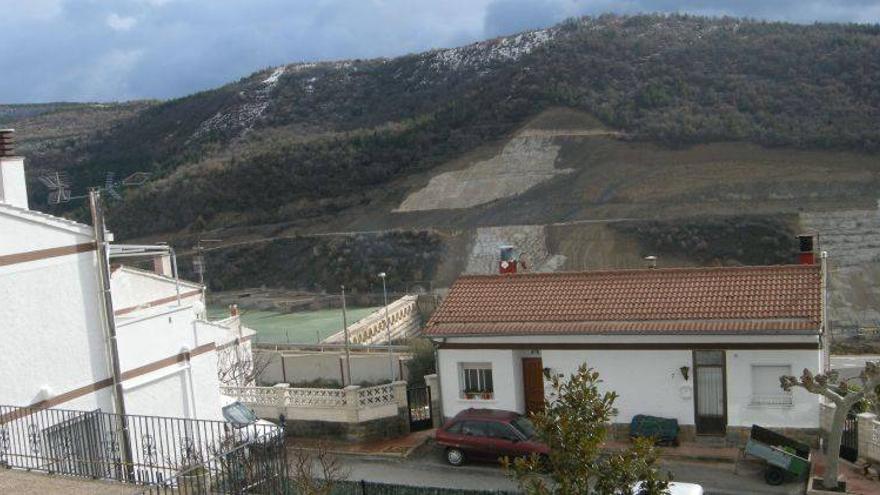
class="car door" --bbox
[459,421,492,458]
[484,421,524,459]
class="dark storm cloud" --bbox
[1,0,878,103]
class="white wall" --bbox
[123,350,224,422]
[111,268,201,311]
[438,349,523,418]
[543,350,695,425]
[726,349,821,428]
[437,346,822,429]
[0,242,111,410]
[0,212,90,253]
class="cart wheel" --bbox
[764,466,785,486]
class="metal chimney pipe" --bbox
[0,129,15,157]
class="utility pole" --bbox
[194,238,221,290]
[379,272,394,381]
[89,189,134,481]
[341,285,352,385]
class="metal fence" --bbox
[0,404,286,494]
[325,480,518,495]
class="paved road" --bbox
[335,444,803,495]
[832,355,880,381]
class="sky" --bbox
[2,0,879,104]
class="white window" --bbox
[750,365,793,407]
[460,363,494,399]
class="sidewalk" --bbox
[604,440,741,463]
[809,451,878,495]
[0,469,128,495]
[288,429,435,458]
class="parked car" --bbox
[435,408,549,466]
[222,401,283,443]
[632,481,703,495]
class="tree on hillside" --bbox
[781,362,880,491]
[505,364,671,495]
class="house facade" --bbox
[425,264,826,444]
[0,131,252,424]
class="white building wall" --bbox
[111,268,201,311]
[123,351,224,422]
[725,349,821,428]
[0,226,110,409]
[542,350,695,426]
[437,338,821,429]
[0,212,89,253]
[438,349,523,418]
[116,305,203,370]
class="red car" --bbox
[435,408,549,466]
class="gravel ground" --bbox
[0,469,130,495]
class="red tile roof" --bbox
[424,264,822,336]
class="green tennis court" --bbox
[208,306,381,344]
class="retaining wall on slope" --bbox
[801,202,880,330]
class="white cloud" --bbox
[106,13,138,31]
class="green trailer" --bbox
[736,425,811,485]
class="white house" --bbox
[424,263,826,444]
[0,129,253,424]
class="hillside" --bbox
[7,14,880,329]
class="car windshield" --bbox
[510,416,537,439]
[222,402,258,427]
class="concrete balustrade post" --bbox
[424,373,442,428]
[392,380,410,434]
[857,412,877,463]
[273,383,290,417]
[344,385,362,423]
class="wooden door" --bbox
[522,358,545,415]
[693,350,727,435]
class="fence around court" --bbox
[294,480,519,495]
[0,404,286,493]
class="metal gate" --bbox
[841,412,858,463]
[406,386,433,431]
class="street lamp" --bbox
[379,272,394,381]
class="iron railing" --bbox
[0,404,286,493]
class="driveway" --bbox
[333,443,804,495]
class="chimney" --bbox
[797,234,818,265]
[499,245,518,274]
[0,129,28,209]
[644,255,658,269]
[152,254,173,277]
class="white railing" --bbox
[222,385,346,408]
[357,384,396,408]
[322,295,420,345]
[221,382,407,424]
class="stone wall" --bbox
[464,225,566,275]
[801,204,880,331]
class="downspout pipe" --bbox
[820,250,830,372]
[89,189,135,481]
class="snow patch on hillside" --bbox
[189,65,287,142]
[425,28,555,72]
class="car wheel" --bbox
[446,447,465,466]
[764,466,785,486]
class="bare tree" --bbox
[781,361,880,491]
[217,343,272,386]
[288,442,350,495]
